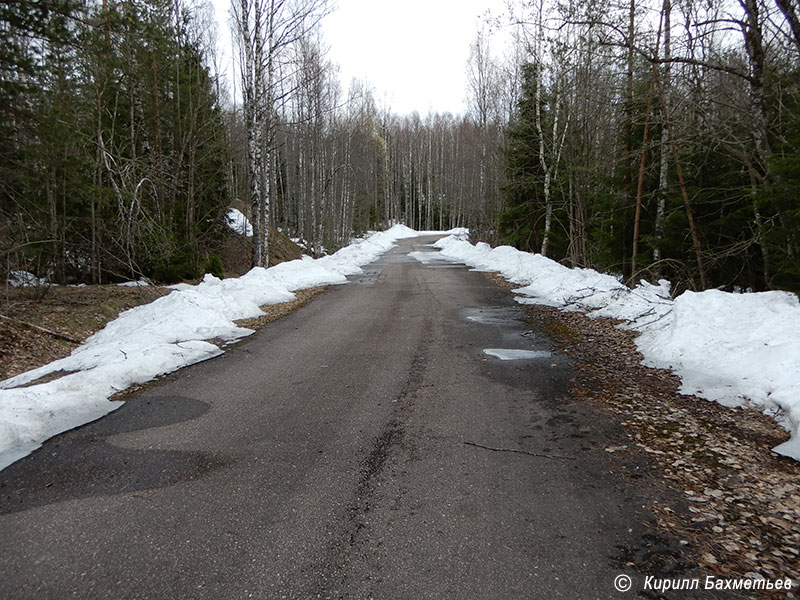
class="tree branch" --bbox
[0,313,82,344]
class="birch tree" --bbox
[232,0,329,267]
[652,0,670,264]
[467,27,505,239]
[515,0,571,257]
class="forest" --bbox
[1,0,799,293]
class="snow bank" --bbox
[433,235,800,461]
[0,224,423,470]
[315,224,419,276]
[636,290,800,460]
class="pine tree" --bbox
[499,63,547,253]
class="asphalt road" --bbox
[1,236,681,599]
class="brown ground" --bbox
[484,272,800,593]
[0,284,167,380]
[218,224,305,277]
[234,286,327,330]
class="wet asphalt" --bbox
[0,236,705,599]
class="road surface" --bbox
[1,236,681,599]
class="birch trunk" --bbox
[741,0,771,285]
[653,0,671,264]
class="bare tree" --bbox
[774,0,800,52]
[232,0,330,267]
[653,0,671,265]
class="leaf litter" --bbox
[485,271,800,594]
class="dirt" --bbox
[483,272,800,594]
[234,286,327,330]
[218,222,305,277]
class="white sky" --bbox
[321,0,505,115]
[211,0,509,116]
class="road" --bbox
[1,235,674,599]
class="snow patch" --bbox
[116,278,152,287]
[483,349,552,360]
[226,208,253,237]
[7,270,49,288]
[408,250,461,265]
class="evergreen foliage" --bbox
[500,64,545,253]
[2,0,798,295]
[1,0,230,284]
[498,0,800,294]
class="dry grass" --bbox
[0,284,166,380]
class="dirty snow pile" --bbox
[0,224,422,470]
[6,270,49,287]
[433,234,800,461]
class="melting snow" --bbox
[483,349,552,361]
[226,208,253,237]
[0,224,451,471]
[408,250,461,265]
[6,270,49,288]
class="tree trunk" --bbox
[653,0,671,265]
[775,0,800,52]
[741,0,771,286]
[652,63,708,290]
[631,83,654,283]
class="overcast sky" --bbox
[212,0,508,116]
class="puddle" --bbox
[483,348,552,361]
[379,252,415,264]
[462,307,525,326]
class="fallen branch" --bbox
[634,309,673,329]
[462,441,575,460]
[0,313,82,344]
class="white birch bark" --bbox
[233,0,330,266]
[531,1,570,258]
[654,0,671,264]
